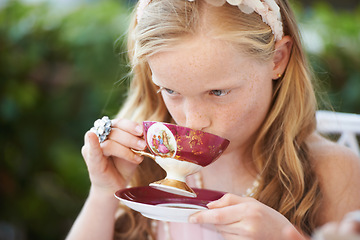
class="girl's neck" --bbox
[200,146,258,195]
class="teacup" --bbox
[132,121,230,198]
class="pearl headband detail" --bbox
[136,0,151,23]
[136,0,284,41]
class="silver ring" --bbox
[91,116,112,143]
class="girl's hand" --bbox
[310,210,360,240]
[81,118,147,196]
[189,193,302,240]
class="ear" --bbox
[271,35,293,80]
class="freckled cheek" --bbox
[226,92,257,122]
[215,94,269,139]
[210,110,244,147]
[220,107,241,124]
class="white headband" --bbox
[137,0,284,41]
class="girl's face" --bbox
[148,37,274,154]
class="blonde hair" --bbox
[115,0,321,238]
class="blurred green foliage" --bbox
[0,0,131,239]
[294,2,360,112]
[0,0,359,239]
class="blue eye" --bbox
[210,90,230,97]
[165,88,175,94]
[158,87,177,95]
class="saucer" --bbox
[114,186,225,222]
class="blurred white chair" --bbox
[316,110,360,156]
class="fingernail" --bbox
[135,125,143,135]
[138,140,147,149]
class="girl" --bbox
[66,0,360,239]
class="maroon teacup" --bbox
[132,121,230,197]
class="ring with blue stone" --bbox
[91,116,112,143]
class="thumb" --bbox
[86,131,104,161]
[207,193,248,209]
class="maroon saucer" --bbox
[116,186,225,208]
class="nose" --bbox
[183,98,211,131]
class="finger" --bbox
[82,131,110,174]
[219,231,250,240]
[112,156,140,181]
[107,128,147,151]
[83,131,104,163]
[215,223,248,237]
[101,139,144,164]
[213,219,262,240]
[112,118,143,136]
[217,228,253,240]
[190,204,244,225]
[207,193,252,209]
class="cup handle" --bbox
[131,149,156,160]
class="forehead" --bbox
[148,36,269,90]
